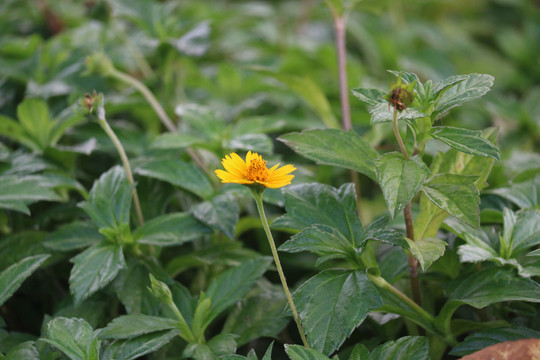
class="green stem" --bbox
[167,300,197,344]
[251,188,310,348]
[392,107,408,160]
[97,106,144,226]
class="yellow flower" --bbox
[215,151,296,189]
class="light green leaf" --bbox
[0,115,35,151]
[489,175,540,210]
[506,209,540,257]
[375,153,429,218]
[205,257,272,326]
[133,212,211,247]
[192,192,239,239]
[5,341,39,360]
[367,102,428,125]
[351,88,387,106]
[78,166,132,230]
[434,74,494,118]
[405,238,446,271]
[17,98,55,151]
[278,129,378,180]
[135,158,213,199]
[100,314,180,339]
[151,132,203,150]
[368,336,429,360]
[421,174,480,227]
[285,345,331,360]
[101,330,178,360]
[229,133,273,155]
[0,254,50,307]
[42,317,100,360]
[430,127,500,160]
[0,175,61,215]
[44,222,102,251]
[69,244,126,304]
[294,270,382,355]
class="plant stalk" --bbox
[97,106,144,226]
[251,189,310,348]
[334,14,352,131]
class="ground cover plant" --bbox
[1,0,540,359]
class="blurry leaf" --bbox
[229,133,273,154]
[368,336,429,360]
[101,330,178,360]
[133,212,211,247]
[349,343,370,360]
[405,237,446,271]
[205,257,272,326]
[279,129,378,180]
[449,326,540,357]
[113,261,161,315]
[171,21,210,56]
[434,74,494,118]
[448,266,540,309]
[192,192,239,239]
[506,209,540,257]
[69,244,126,304]
[421,174,480,227]
[151,133,203,150]
[0,254,50,307]
[294,270,382,355]
[5,341,38,360]
[0,175,61,214]
[351,88,387,106]
[430,127,500,160]
[375,153,429,218]
[175,104,226,142]
[78,166,132,230]
[0,115,35,151]
[251,67,339,129]
[44,221,102,251]
[43,317,100,360]
[273,183,363,246]
[16,98,55,151]
[135,158,213,199]
[490,175,540,210]
[100,315,180,339]
[285,345,331,360]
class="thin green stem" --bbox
[392,107,408,160]
[167,300,197,344]
[97,106,144,226]
[251,189,310,348]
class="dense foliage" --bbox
[1,0,540,359]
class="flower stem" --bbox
[251,189,310,348]
[392,107,408,160]
[333,14,351,131]
[97,105,144,226]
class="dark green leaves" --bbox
[430,127,500,160]
[279,129,378,180]
[375,154,429,218]
[285,345,331,360]
[43,317,100,360]
[0,175,61,214]
[133,212,211,246]
[294,270,382,355]
[0,254,50,307]
[100,315,180,339]
[367,336,429,360]
[192,193,239,239]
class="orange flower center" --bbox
[246,158,269,182]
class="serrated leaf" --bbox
[449,266,540,309]
[294,270,382,355]
[0,254,50,307]
[352,88,387,106]
[78,166,132,230]
[133,212,211,247]
[368,102,428,125]
[405,237,446,271]
[43,317,100,360]
[100,314,180,339]
[205,257,272,326]
[69,244,126,304]
[273,183,363,246]
[0,175,61,214]
[278,129,378,180]
[192,192,239,239]
[101,330,178,360]
[375,153,429,218]
[135,158,212,199]
[430,126,500,160]
[422,174,480,227]
[368,336,429,360]
[44,222,102,251]
[285,345,331,360]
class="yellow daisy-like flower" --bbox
[215,151,296,189]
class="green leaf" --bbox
[44,222,102,251]
[405,238,446,271]
[100,314,180,339]
[490,175,540,210]
[133,212,211,247]
[505,209,540,257]
[349,344,370,360]
[69,244,126,304]
[364,216,408,250]
[0,175,61,215]
[0,115,36,151]
[449,266,540,309]
[151,133,203,150]
[135,158,213,199]
[205,258,272,326]
[421,174,480,227]
[278,129,378,180]
[375,153,430,218]
[5,341,39,360]
[352,88,387,106]
[192,193,239,239]
[430,127,500,160]
[113,260,161,314]
[285,345,331,360]
[367,102,428,126]
[294,270,382,355]
[101,330,178,360]
[0,254,50,307]
[433,74,494,118]
[16,98,55,151]
[78,166,132,230]
[273,183,363,246]
[449,326,540,357]
[368,336,429,360]
[42,317,100,360]
[229,133,273,155]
